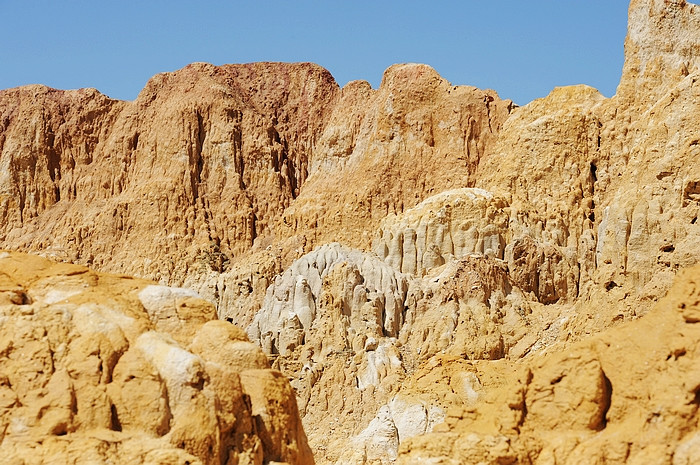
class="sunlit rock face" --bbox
[0,251,313,465]
[3,1,700,464]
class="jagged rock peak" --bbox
[620,0,700,102]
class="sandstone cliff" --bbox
[0,62,337,280]
[245,1,700,462]
[0,60,511,329]
[2,0,700,464]
[475,0,700,339]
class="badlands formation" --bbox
[2,0,700,463]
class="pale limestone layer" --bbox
[249,239,554,462]
[0,251,313,465]
[244,243,413,463]
[247,243,409,357]
[372,188,578,305]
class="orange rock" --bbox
[0,251,313,465]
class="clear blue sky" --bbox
[0,1,630,105]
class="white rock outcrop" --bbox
[247,243,409,356]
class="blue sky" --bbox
[0,1,630,105]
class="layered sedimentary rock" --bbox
[2,0,700,464]
[0,60,511,327]
[279,64,513,250]
[254,197,573,462]
[474,0,700,338]
[262,1,700,462]
[0,251,312,465]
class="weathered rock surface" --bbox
[0,62,338,288]
[243,243,411,462]
[0,60,512,329]
[252,1,700,462]
[2,0,700,464]
[474,0,700,339]
[0,55,516,465]
[248,243,409,357]
[0,251,313,465]
[279,64,513,251]
[397,263,700,464]
[372,188,509,275]
[254,207,564,462]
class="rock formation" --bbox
[397,263,700,464]
[0,62,338,286]
[2,0,700,464]
[248,243,409,357]
[0,251,312,465]
[0,60,511,326]
[474,0,700,340]
[279,64,512,251]
[372,188,509,275]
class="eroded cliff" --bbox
[2,0,700,464]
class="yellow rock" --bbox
[0,251,313,465]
